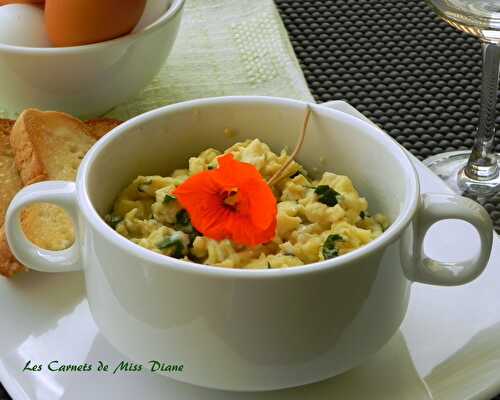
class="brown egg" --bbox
[45,0,147,47]
[0,1,43,4]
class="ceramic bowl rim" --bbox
[77,96,420,280]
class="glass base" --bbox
[423,150,500,197]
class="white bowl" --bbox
[5,97,493,391]
[0,0,184,118]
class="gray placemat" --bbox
[274,1,500,399]
[275,0,500,235]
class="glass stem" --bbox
[464,42,500,181]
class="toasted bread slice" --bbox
[0,120,26,277]
[0,119,14,137]
[0,111,121,277]
[0,119,20,226]
[85,118,121,140]
[10,109,98,185]
[0,226,26,277]
[10,110,97,253]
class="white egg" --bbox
[0,4,51,47]
[133,0,172,32]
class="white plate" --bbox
[1,102,499,400]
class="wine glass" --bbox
[424,0,500,196]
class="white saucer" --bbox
[1,102,499,400]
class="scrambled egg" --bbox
[105,139,388,269]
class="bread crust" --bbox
[0,111,121,278]
[10,109,99,185]
[0,226,26,277]
[10,110,47,185]
[0,121,25,277]
[85,118,122,140]
[0,119,18,224]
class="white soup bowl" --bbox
[5,96,493,391]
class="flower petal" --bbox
[173,172,223,230]
[174,153,278,247]
[240,183,277,231]
[212,153,264,188]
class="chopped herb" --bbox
[315,185,340,207]
[157,237,178,249]
[360,211,371,220]
[163,194,176,204]
[106,215,123,229]
[267,262,272,269]
[175,209,199,239]
[176,209,190,226]
[322,234,343,260]
[137,179,153,192]
[290,170,311,183]
[157,237,184,258]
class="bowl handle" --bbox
[401,193,493,286]
[4,181,82,273]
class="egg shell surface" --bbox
[0,4,51,47]
[45,0,147,47]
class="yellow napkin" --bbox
[106,0,314,120]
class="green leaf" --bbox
[322,234,343,260]
[175,209,199,238]
[157,237,179,249]
[163,194,176,204]
[106,215,123,229]
[176,209,190,226]
[157,237,184,258]
[314,185,340,207]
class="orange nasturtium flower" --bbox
[173,154,277,246]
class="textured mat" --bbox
[275,0,500,235]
